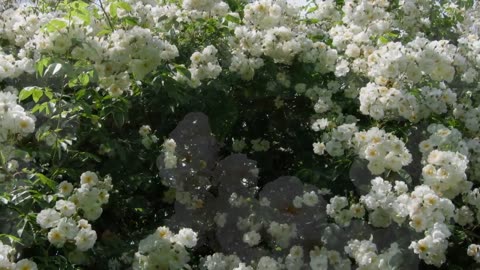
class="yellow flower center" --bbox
[19,120,29,129]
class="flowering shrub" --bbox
[1,0,480,269]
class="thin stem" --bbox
[98,0,114,31]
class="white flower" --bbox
[14,259,37,270]
[303,191,319,207]
[55,200,76,217]
[311,118,329,131]
[80,171,98,187]
[233,263,254,270]
[345,44,361,58]
[82,204,103,221]
[75,228,97,251]
[410,215,427,232]
[57,218,79,239]
[454,206,474,226]
[16,115,35,134]
[267,222,297,248]
[36,208,61,229]
[293,196,303,208]
[350,203,365,218]
[409,223,450,267]
[156,226,173,240]
[313,142,325,155]
[257,256,281,270]
[138,125,151,136]
[467,244,480,262]
[232,138,247,152]
[6,160,18,172]
[77,219,92,230]
[325,140,343,156]
[174,228,197,248]
[214,212,227,227]
[58,181,73,196]
[243,231,261,247]
[163,138,177,152]
[48,228,66,247]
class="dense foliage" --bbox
[1,0,480,269]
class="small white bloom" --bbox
[243,231,261,247]
[58,181,73,196]
[14,259,38,270]
[48,228,67,247]
[80,171,98,187]
[174,228,197,248]
[293,196,303,208]
[303,191,319,207]
[55,200,77,217]
[36,208,61,229]
[75,228,97,251]
[313,142,326,155]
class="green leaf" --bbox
[44,89,54,99]
[76,89,87,100]
[36,57,52,77]
[71,1,91,25]
[0,234,21,244]
[44,19,68,32]
[307,6,318,13]
[378,36,389,44]
[174,64,192,80]
[117,2,132,12]
[97,28,112,36]
[32,88,43,103]
[0,151,5,166]
[35,173,57,190]
[113,111,126,127]
[109,2,118,17]
[18,88,34,101]
[79,73,90,86]
[123,16,138,26]
[31,102,51,115]
[224,14,241,24]
[35,125,51,141]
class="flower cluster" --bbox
[467,244,480,263]
[132,227,197,270]
[419,124,468,157]
[409,222,451,267]
[422,150,471,199]
[353,127,412,175]
[345,238,401,270]
[160,138,177,170]
[0,6,52,47]
[67,25,178,96]
[327,196,354,227]
[360,177,408,227]
[0,88,35,142]
[36,172,112,250]
[309,246,351,270]
[204,246,309,270]
[138,125,159,149]
[0,241,37,269]
[358,82,456,122]
[315,123,358,157]
[251,138,270,152]
[3,0,480,268]
[176,45,222,88]
[0,50,34,82]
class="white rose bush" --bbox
[2,0,480,269]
